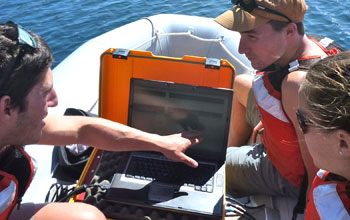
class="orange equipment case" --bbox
[74,48,236,219]
[99,48,235,125]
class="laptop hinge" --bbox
[112,48,130,59]
[205,58,221,70]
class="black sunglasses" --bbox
[231,0,292,23]
[296,109,315,134]
[0,22,37,88]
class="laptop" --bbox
[105,78,233,217]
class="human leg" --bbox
[225,144,299,198]
[228,74,255,147]
[9,202,106,220]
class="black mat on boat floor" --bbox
[83,151,220,220]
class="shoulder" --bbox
[281,70,306,95]
[302,35,328,58]
[280,70,306,118]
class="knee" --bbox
[33,202,106,220]
[234,74,253,106]
[234,74,253,92]
[76,204,106,220]
[225,147,243,172]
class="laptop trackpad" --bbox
[148,182,174,202]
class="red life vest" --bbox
[0,146,34,220]
[252,37,340,187]
[305,169,350,220]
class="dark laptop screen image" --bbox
[105,78,233,218]
[128,78,233,162]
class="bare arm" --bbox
[228,74,254,147]
[281,71,318,194]
[38,115,200,167]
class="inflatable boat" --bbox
[23,14,301,219]
[24,12,252,198]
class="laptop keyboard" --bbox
[125,156,216,193]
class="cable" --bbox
[225,195,268,220]
[57,184,88,202]
[225,203,256,220]
[45,182,110,203]
[45,183,72,202]
[225,195,265,209]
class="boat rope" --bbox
[140,17,155,37]
[133,31,223,50]
[132,31,252,74]
[156,31,163,56]
[87,99,98,113]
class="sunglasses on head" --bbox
[9,21,37,55]
[0,22,37,88]
[296,109,315,134]
[231,0,292,23]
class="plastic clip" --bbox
[288,60,299,72]
[113,48,130,59]
[205,58,221,70]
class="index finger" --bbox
[179,152,198,168]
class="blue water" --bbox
[1,0,349,68]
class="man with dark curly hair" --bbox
[0,21,200,220]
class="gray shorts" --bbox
[225,144,299,198]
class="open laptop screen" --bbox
[128,78,233,162]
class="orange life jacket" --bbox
[305,169,350,220]
[0,146,34,220]
[252,36,341,187]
